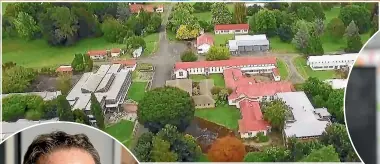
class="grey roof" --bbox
[192,95,215,105]
[199,79,214,95]
[2,118,59,140]
[235,34,269,46]
[2,91,62,101]
[276,91,329,138]
[166,79,193,95]
[315,108,331,117]
[66,65,131,111]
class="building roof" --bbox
[199,79,214,95]
[129,4,164,13]
[230,34,270,46]
[111,48,121,53]
[2,118,59,140]
[175,57,277,71]
[272,68,280,76]
[324,79,347,89]
[215,24,249,31]
[2,91,62,101]
[192,95,215,105]
[56,66,73,72]
[112,60,137,67]
[238,99,270,133]
[315,108,331,117]
[165,79,193,95]
[224,68,256,89]
[307,53,358,63]
[197,34,214,47]
[229,81,294,99]
[88,50,107,56]
[276,92,330,138]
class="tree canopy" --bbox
[137,87,195,133]
[2,66,37,94]
[206,46,231,61]
[207,135,246,162]
[300,145,340,162]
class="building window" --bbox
[179,71,183,76]
[248,132,252,136]
[235,30,241,32]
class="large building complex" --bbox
[173,57,280,81]
[306,53,357,71]
[66,64,132,124]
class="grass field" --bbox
[277,59,289,80]
[190,74,225,87]
[212,33,234,46]
[105,120,135,146]
[3,34,159,68]
[195,105,241,130]
[127,82,147,102]
[294,56,337,80]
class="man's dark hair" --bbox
[23,131,101,164]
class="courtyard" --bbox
[105,120,135,148]
[195,105,241,130]
[190,74,226,87]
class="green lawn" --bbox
[212,33,234,46]
[293,56,337,80]
[324,7,341,25]
[3,33,159,68]
[143,33,160,56]
[195,105,241,130]
[105,120,135,145]
[190,74,225,87]
[277,59,289,80]
[2,2,9,14]
[194,12,212,22]
[3,37,124,68]
[270,37,297,53]
[127,82,147,102]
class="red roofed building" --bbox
[129,4,164,13]
[56,66,73,74]
[87,50,108,60]
[112,60,137,71]
[238,99,271,138]
[196,34,214,54]
[173,57,280,81]
[214,24,249,35]
[110,48,124,57]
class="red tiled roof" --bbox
[112,60,137,66]
[56,66,73,72]
[129,4,164,13]
[88,50,107,56]
[197,34,214,47]
[224,68,256,89]
[174,57,276,71]
[238,100,270,133]
[229,81,294,100]
[214,24,249,31]
[111,48,121,53]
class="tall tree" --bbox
[193,2,213,13]
[247,4,262,16]
[13,12,40,40]
[83,54,93,72]
[233,3,247,24]
[101,17,125,43]
[72,6,98,38]
[326,18,345,41]
[261,99,289,131]
[71,53,85,72]
[292,21,311,54]
[56,74,72,95]
[244,146,290,162]
[73,109,90,125]
[345,21,363,53]
[49,6,79,45]
[211,3,233,24]
[287,137,324,161]
[208,135,246,162]
[56,95,74,121]
[251,9,277,37]
[339,5,371,33]
[151,137,178,162]
[300,145,340,162]
[176,25,199,40]
[277,24,294,43]
[133,132,155,162]
[296,6,316,22]
[313,18,325,36]
[137,87,195,133]
[90,93,105,129]
[116,3,131,22]
[167,4,199,32]
[2,66,37,94]
[320,123,360,162]
[306,30,324,55]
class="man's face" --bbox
[37,148,96,164]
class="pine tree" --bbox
[71,53,85,72]
[90,93,105,129]
[57,95,74,121]
[306,30,324,55]
[83,54,93,72]
[345,21,363,53]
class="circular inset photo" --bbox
[0,122,139,164]
[345,31,380,164]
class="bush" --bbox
[255,132,269,143]
[206,46,230,61]
[181,51,198,62]
[211,86,222,95]
[277,24,294,43]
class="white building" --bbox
[307,53,357,71]
[173,57,278,79]
[88,50,108,60]
[324,79,348,89]
[228,34,270,54]
[276,92,331,140]
[110,48,122,57]
[196,34,214,54]
[214,24,249,35]
[133,47,143,58]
